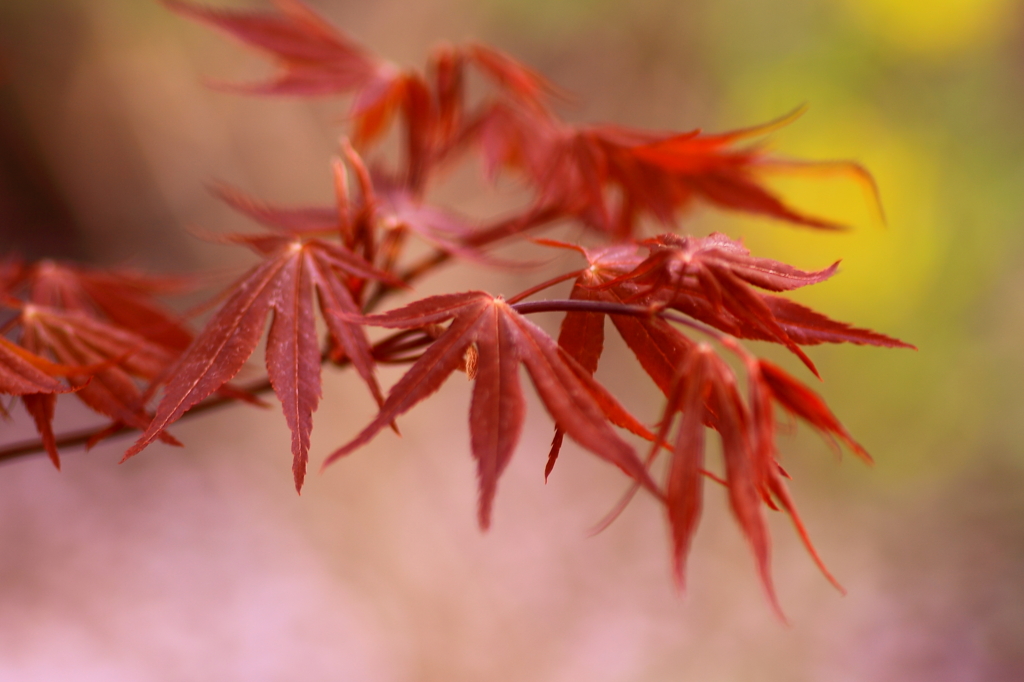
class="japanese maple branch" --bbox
[0,385,265,464]
[0,299,725,465]
[0,327,436,466]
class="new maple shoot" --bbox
[0,0,914,614]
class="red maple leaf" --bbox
[504,263,876,618]
[16,260,195,353]
[123,230,405,492]
[593,233,913,376]
[651,340,870,619]
[475,105,876,238]
[323,291,659,528]
[526,241,902,604]
[165,1,559,188]
[18,305,182,443]
[619,232,839,374]
[1,262,200,460]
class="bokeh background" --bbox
[1,0,1023,679]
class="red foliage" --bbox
[475,105,877,239]
[323,291,658,528]
[122,198,405,491]
[0,0,916,615]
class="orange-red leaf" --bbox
[650,344,785,616]
[324,291,658,528]
[476,107,859,237]
[12,261,195,354]
[123,235,397,491]
[2,261,196,463]
[591,233,911,375]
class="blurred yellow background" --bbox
[1,0,1023,680]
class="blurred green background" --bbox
[1,0,1023,680]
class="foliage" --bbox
[0,0,913,616]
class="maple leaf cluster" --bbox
[0,0,913,613]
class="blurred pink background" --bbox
[2,0,1023,679]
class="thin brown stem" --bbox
[0,377,271,466]
[510,299,726,343]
